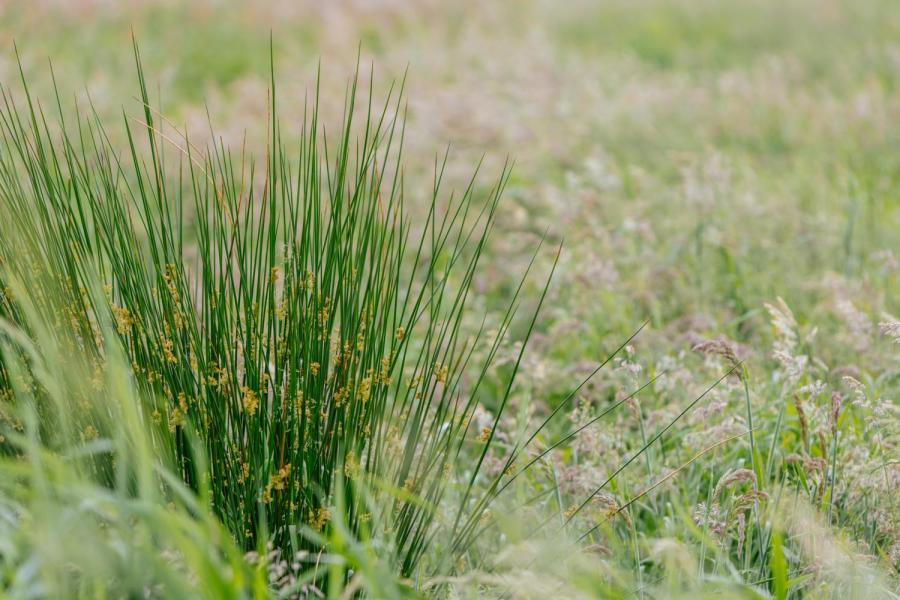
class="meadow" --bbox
[0,0,897,598]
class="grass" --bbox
[0,302,260,598]
[1,0,899,597]
[0,41,723,597]
[0,38,579,588]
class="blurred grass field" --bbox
[0,0,898,597]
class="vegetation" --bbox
[0,0,898,598]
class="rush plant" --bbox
[0,43,556,580]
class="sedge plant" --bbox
[0,42,561,584]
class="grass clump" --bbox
[0,43,556,590]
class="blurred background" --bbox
[5,0,896,319]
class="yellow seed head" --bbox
[81,425,99,441]
[241,386,259,416]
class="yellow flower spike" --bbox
[111,304,133,335]
[358,376,372,402]
[309,507,330,531]
[344,451,358,477]
[434,362,449,384]
[81,425,99,441]
[240,386,259,416]
[168,407,185,432]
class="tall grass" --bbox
[0,279,260,597]
[0,42,562,587]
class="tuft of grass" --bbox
[0,41,561,587]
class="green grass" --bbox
[0,42,573,593]
[1,0,899,597]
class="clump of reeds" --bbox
[0,42,556,582]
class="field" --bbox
[0,1,898,598]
